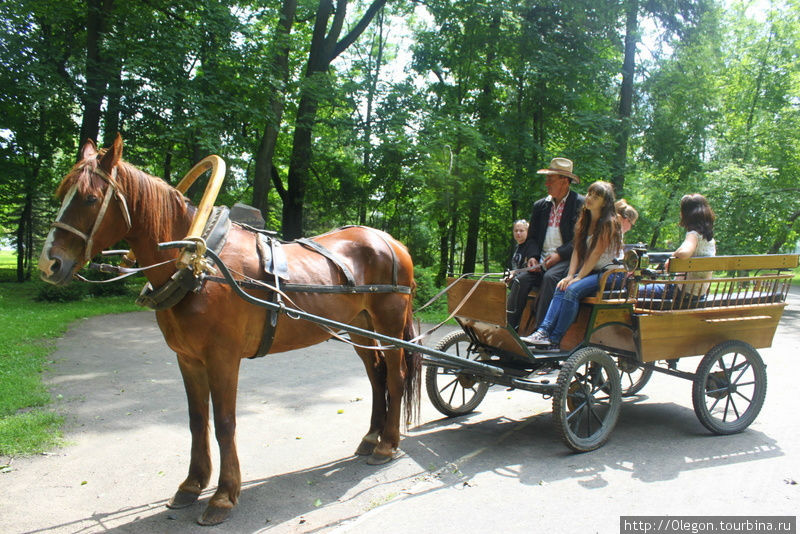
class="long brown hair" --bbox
[574,181,621,264]
[679,193,715,241]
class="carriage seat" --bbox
[634,254,797,312]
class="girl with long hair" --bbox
[522,181,622,348]
[640,193,716,302]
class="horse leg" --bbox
[368,347,406,465]
[198,355,242,526]
[359,304,411,465]
[168,354,212,510]
[352,340,387,457]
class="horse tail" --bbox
[402,281,422,426]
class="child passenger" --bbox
[522,181,622,348]
[606,199,639,291]
[509,219,532,272]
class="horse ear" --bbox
[99,133,123,172]
[79,139,98,161]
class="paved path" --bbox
[2,290,799,533]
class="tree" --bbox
[278,0,388,238]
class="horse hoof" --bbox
[198,504,232,526]
[355,440,376,456]
[167,489,200,509]
[367,451,396,465]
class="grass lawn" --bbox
[0,251,140,456]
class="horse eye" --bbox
[86,194,98,205]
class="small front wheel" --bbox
[553,347,621,452]
[692,340,767,434]
[616,357,653,397]
[425,331,490,416]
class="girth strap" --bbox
[295,238,356,286]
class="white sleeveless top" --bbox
[685,230,716,295]
[586,235,620,272]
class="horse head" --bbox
[39,134,132,285]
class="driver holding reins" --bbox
[506,157,585,332]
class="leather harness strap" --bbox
[295,238,357,287]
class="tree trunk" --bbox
[102,57,123,146]
[78,0,114,155]
[281,0,386,238]
[359,8,385,225]
[436,219,449,287]
[252,0,297,216]
[462,195,481,274]
[612,0,638,193]
[16,193,32,282]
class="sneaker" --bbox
[521,330,551,346]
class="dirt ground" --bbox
[1,293,799,534]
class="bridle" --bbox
[50,161,133,265]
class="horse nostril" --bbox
[50,257,62,273]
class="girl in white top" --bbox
[671,194,716,296]
[640,193,716,301]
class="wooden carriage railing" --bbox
[634,254,799,312]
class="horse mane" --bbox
[56,152,188,243]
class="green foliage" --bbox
[413,265,450,323]
[33,279,86,302]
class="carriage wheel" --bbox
[553,347,621,452]
[616,356,653,397]
[692,340,767,435]
[425,331,490,417]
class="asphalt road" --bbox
[2,290,799,534]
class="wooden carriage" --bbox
[425,253,798,451]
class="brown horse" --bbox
[38,135,419,525]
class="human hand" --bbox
[544,253,561,270]
[557,277,571,291]
[527,257,541,271]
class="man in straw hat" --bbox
[507,157,585,332]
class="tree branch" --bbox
[329,0,387,61]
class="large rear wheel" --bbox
[553,347,621,452]
[425,331,490,416]
[692,340,767,434]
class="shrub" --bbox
[33,279,86,302]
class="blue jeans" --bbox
[537,273,600,344]
[638,283,675,299]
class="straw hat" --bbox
[536,157,580,184]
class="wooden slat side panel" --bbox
[636,305,783,362]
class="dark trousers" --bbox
[506,260,570,330]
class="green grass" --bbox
[0,274,140,456]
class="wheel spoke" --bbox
[566,400,588,422]
[734,390,753,404]
[728,394,741,419]
[589,404,605,428]
[447,381,457,406]
[438,377,458,395]
[706,393,723,413]
[705,385,728,396]
[732,362,752,386]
